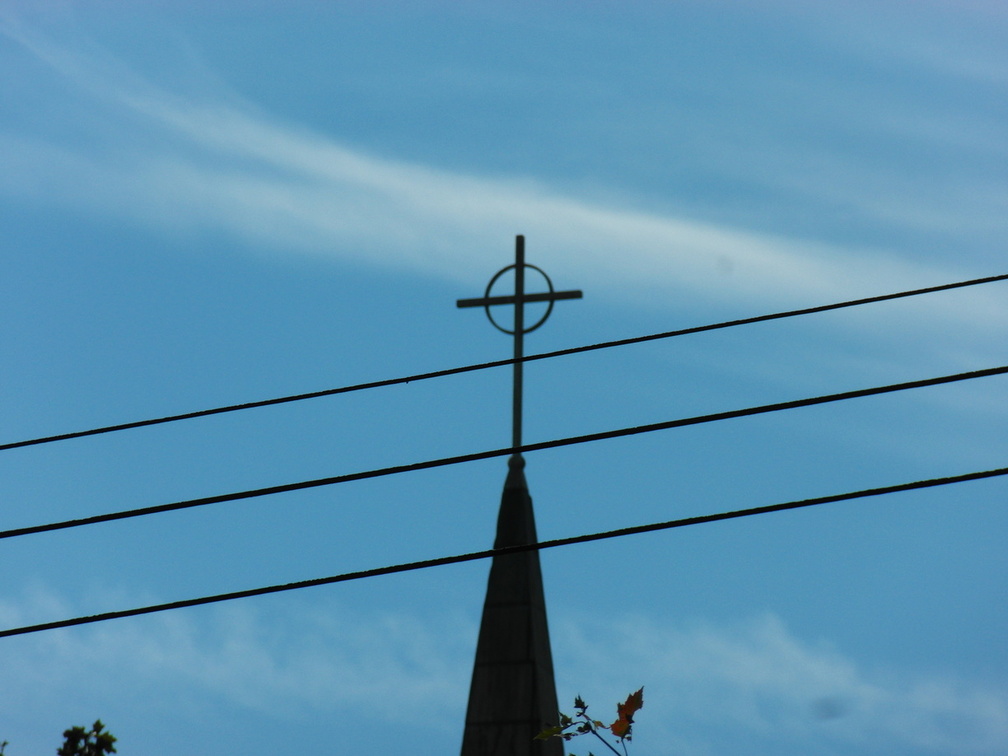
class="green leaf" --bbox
[534,725,564,740]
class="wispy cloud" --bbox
[2,19,1002,323]
[0,590,473,728]
[555,612,1008,755]
[3,590,1004,755]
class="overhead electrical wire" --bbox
[3,363,1005,542]
[2,272,1006,453]
[1,463,1004,640]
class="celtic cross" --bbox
[457,235,582,453]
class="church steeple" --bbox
[459,455,563,755]
[456,236,582,755]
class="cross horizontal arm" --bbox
[456,290,583,309]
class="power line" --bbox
[3,363,1005,542]
[2,463,1004,640]
[3,271,1005,453]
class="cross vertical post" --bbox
[512,235,525,452]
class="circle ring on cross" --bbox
[483,263,556,335]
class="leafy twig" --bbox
[536,688,644,756]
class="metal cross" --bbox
[457,235,582,452]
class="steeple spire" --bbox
[456,236,582,755]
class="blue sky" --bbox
[1,2,1006,754]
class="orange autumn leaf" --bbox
[610,717,632,739]
[609,687,643,740]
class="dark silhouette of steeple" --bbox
[459,455,563,756]
[456,236,581,756]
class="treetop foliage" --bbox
[56,721,117,756]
